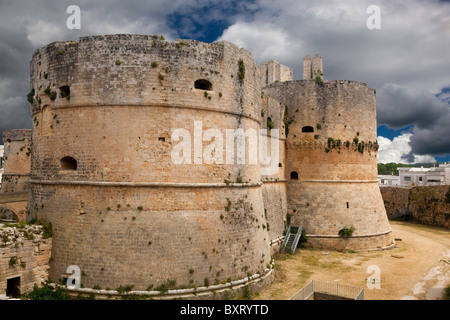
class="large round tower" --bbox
[263,55,393,250]
[27,34,272,292]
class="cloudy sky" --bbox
[0,0,449,163]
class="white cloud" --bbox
[377,133,436,164]
[218,0,450,93]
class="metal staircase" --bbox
[280,226,303,254]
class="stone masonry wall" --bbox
[28,35,272,290]
[263,80,392,250]
[381,185,450,229]
[0,223,51,296]
[1,130,32,193]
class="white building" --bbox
[398,163,450,186]
[378,175,400,186]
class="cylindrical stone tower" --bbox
[264,79,393,250]
[27,34,271,291]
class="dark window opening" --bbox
[346,202,349,209]
[59,86,70,98]
[158,137,165,142]
[6,277,21,298]
[278,163,282,167]
[302,126,314,133]
[60,156,77,170]
[290,171,298,180]
[194,79,213,91]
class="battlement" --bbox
[303,54,323,80]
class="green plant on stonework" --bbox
[338,226,354,238]
[314,70,324,86]
[236,176,243,183]
[151,62,158,68]
[50,91,57,101]
[9,257,18,266]
[116,285,134,293]
[267,118,274,130]
[115,60,121,66]
[224,198,231,211]
[27,89,35,104]
[22,284,72,300]
[238,59,245,80]
[316,123,321,130]
[28,218,53,239]
[353,137,359,144]
[299,229,308,244]
[44,86,51,96]
[357,142,365,154]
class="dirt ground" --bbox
[256,221,450,300]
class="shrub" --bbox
[9,257,18,266]
[151,62,158,68]
[22,284,72,300]
[316,123,321,130]
[28,218,53,239]
[44,86,51,96]
[338,226,355,238]
[115,60,121,66]
[27,89,35,104]
[50,91,57,101]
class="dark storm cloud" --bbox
[376,84,448,129]
[377,84,450,157]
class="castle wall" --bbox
[263,80,392,250]
[381,186,450,229]
[260,60,293,87]
[260,95,287,242]
[1,130,31,193]
[0,224,51,296]
[27,35,271,290]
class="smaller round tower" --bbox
[263,55,393,250]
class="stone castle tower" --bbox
[25,35,392,295]
[263,56,392,249]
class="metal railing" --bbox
[289,280,364,300]
[290,280,314,300]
